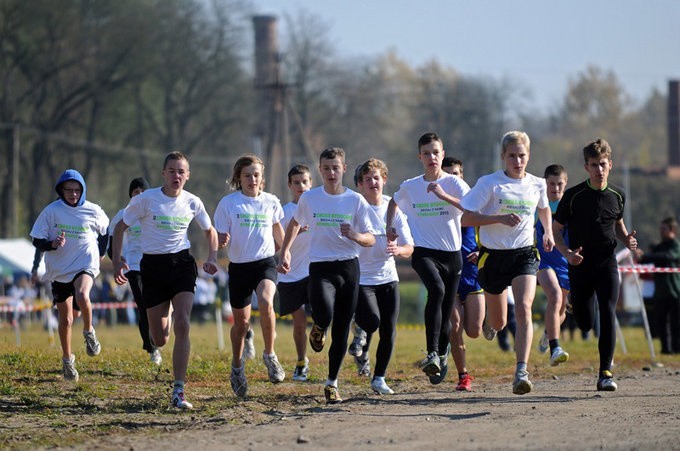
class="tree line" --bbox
[1,0,676,255]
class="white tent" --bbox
[0,238,45,277]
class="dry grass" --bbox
[0,320,674,448]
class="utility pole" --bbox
[252,15,316,201]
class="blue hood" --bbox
[55,169,87,207]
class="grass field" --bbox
[0,320,676,448]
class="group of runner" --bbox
[30,130,638,409]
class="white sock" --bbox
[326,378,338,387]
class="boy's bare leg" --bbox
[512,275,537,364]
[256,279,277,355]
[170,292,194,383]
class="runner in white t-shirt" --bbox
[214,154,286,398]
[277,164,314,382]
[350,159,414,395]
[107,178,162,366]
[460,131,554,395]
[386,132,470,381]
[30,169,109,383]
[112,151,219,410]
[278,147,379,404]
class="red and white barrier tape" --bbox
[619,265,680,274]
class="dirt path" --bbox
[78,368,680,450]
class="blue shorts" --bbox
[458,261,482,301]
[538,250,570,291]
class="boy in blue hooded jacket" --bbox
[30,169,109,382]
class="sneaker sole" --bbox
[428,364,448,385]
[421,362,441,377]
[372,387,394,395]
[550,353,569,366]
[513,380,532,395]
[455,384,471,392]
[292,376,307,382]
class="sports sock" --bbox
[326,378,338,387]
[173,380,185,390]
[458,372,468,379]
[549,339,560,353]
[516,362,527,374]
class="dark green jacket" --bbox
[641,238,680,299]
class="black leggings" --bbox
[309,258,360,380]
[569,256,620,372]
[127,271,153,353]
[411,247,462,355]
[355,282,399,378]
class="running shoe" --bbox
[263,352,285,383]
[324,384,342,404]
[512,370,532,395]
[171,387,193,410]
[482,320,497,341]
[550,346,569,366]
[292,357,309,382]
[83,329,101,356]
[150,348,162,366]
[348,326,367,357]
[243,328,256,361]
[456,373,474,392]
[428,344,450,385]
[597,370,617,391]
[355,355,371,377]
[230,366,248,398]
[62,354,79,382]
[538,330,549,354]
[309,323,326,352]
[371,378,394,395]
[419,351,441,377]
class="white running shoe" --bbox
[62,354,79,382]
[371,377,394,395]
[171,387,193,409]
[292,357,309,382]
[550,346,569,366]
[243,328,256,361]
[482,320,497,341]
[348,326,367,357]
[538,330,549,354]
[355,355,371,377]
[512,370,532,395]
[150,348,162,366]
[84,329,101,356]
[263,352,285,383]
[597,371,617,391]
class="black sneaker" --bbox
[597,370,617,391]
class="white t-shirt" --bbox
[294,186,381,263]
[30,200,109,283]
[213,191,284,264]
[123,187,212,255]
[109,208,143,272]
[460,170,548,250]
[278,202,310,283]
[359,196,414,285]
[392,173,469,251]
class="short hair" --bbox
[583,138,612,163]
[287,164,311,183]
[163,151,189,169]
[501,131,530,154]
[319,147,345,164]
[442,157,463,169]
[544,164,567,179]
[229,153,265,191]
[661,217,678,232]
[418,132,443,152]
[355,158,388,186]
